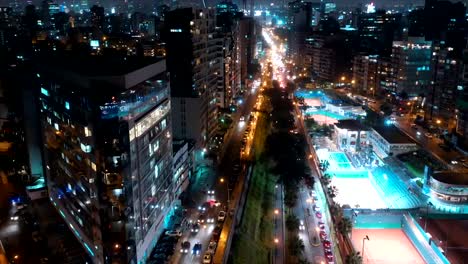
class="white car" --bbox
[203,253,212,263]
[165,230,182,237]
[207,241,217,254]
[218,211,226,222]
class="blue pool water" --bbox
[305,109,347,120]
[295,89,324,98]
[320,151,422,209]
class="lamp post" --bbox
[220,177,230,206]
[424,201,434,232]
[362,235,370,262]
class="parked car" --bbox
[323,239,332,248]
[207,241,217,254]
[313,205,320,212]
[180,241,191,254]
[318,221,325,229]
[324,249,334,261]
[192,243,202,255]
[218,211,226,222]
[315,212,322,219]
[212,225,222,238]
[164,230,182,237]
[203,253,212,264]
[319,230,327,240]
[424,132,433,138]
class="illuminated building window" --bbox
[65,101,70,110]
[54,123,59,130]
[41,88,49,96]
[84,126,92,137]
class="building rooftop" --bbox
[432,171,468,186]
[335,119,368,131]
[373,125,415,144]
[40,54,162,77]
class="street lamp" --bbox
[424,201,434,232]
[362,235,370,261]
[219,177,230,205]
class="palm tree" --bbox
[338,217,353,237]
[345,251,363,264]
[288,235,305,257]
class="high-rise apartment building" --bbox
[426,44,462,121]
[37,56,174,264]
[357,10,402,56]
[391,37,432,96]
[352,54,379,96]
[164,8,223,148]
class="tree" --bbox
[338,217,353,237]
[288,235,305,257]
[286,214,300,233]
[345,251,363,264]
[284,188,298,209]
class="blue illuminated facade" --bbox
[38,58,174,264]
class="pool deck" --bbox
[352,229,425,264]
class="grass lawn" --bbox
[403,162,424,179]
[231,162,276,264]
[253,112,268,159]
[231,111,276,264]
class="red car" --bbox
[323,239,332,249]
[324,249,334,261]
[319,230,327,240]
[315,212,322,219]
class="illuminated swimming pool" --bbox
[305,109,347,120]
[318,150,421,209]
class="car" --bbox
[323,239,332,248]
[324,249,334,261]
[212,225,222,238]
[192,243,202,255]
[164,230,182,237]
[180,241,191,254]
[315,212,322,219]
[411,124,418,130]
[313,205,320,212]
[191,223,200,233]
[198,205,207,212]
[299,220,305,230]
[206,216,215,223]
[198,214,206,224]
[240,116,245,122]
[207,241,217,254]
[318,221,325,229]
[218,211,226,222]
[10,211,21,221]
[319,230,327,240]
[424,132,433,138]
[207,189,215,195]
[203,253,212,263]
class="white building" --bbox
[370,125,418,158]
[333,119,369,152]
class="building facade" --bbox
[352,54,379,96]
[164,8,222,148]
[38,57,174,264]
[391,37,432,96]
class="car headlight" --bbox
[180,249,184,253]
